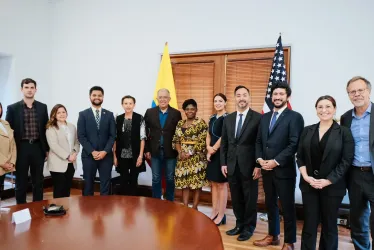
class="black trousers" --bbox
[118,158,139,196]
[50,163,75,198]
[0,174,5,198]
[227,165,258,232]
[262,172,296,244]
[348,167,374,250]
[301,190,343,250]
[15,141,45,204]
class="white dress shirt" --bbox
[235,108,250,133]
[269,105,287,129]
[91,106,102,120]
[60,124,74,152]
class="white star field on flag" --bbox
[262,36,288,113]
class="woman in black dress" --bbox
[206,93,228,226]
[114,95,146,196]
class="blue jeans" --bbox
[151,150,176,201]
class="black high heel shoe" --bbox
[211,214,219,220]
[215,214,226,226]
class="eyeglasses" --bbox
[157,96,170,100]
[347,88,367,96]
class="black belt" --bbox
[21,139,39,144]
[352,166,372,172]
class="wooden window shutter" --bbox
[225,58,273,114]
[172,62,215,123]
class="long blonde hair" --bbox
[46,104,67,129]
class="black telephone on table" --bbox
[43,204,66,216]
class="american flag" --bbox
[261,35,292,113]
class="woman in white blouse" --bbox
[46,104,80,198]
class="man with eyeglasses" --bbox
[340,76,374,250]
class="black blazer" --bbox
[144,106,182,158]
[5,100,49,153]
[220,109,261,178]
[115,112,146,173]
[256,108,304,178]
[341,103,374,174]
[77,108,116,158]
[296,121,354,196]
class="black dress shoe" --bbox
[226,227,243,236]
[237,230,253,241]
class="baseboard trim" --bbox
[1,176,53,200]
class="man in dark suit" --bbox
[6,78,49,204]
[144,88,182,201]
[254,82,304,250]
[340,76,374,250]
[77,86,116,196]
[221,85,262,241]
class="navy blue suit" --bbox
[256,108,304,244]
[77,108,116,195]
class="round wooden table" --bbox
[0,196,224,250]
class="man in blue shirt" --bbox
[341,76,374,250]
[144,89,182,201]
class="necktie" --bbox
[269,111,278,132]
[95,109,100,129]
[236,114,243,138]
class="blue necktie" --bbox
[269,111,278,132]
[236,114,243,138]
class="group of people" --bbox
[0,76,373,250]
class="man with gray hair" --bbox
[144,88,182,201]
[341,76,374,250]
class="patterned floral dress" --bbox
[172,118,209,189]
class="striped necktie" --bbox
[95,109,100,129]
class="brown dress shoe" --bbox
[253,235,280,247]
[281,243,294,250]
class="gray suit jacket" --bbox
[220,109,261,177]
[340,102,374,174]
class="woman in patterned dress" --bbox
[173,99,208,209]
[206,93,228,225]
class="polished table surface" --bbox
[0,196,224,250]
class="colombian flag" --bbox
[151,42,178,109]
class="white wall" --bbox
[0,55,13,108]
[0,0,52,107]
[0,0,53,176]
